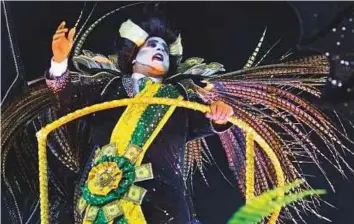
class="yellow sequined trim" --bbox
[120,199,146,224]
[110,88,182,223]
[110,80,161,154]
[245,132,255,202]
[136,95,184,165]
[109,82,181,224]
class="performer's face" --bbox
[133,37,170,77]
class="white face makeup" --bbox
[134,37,170,76]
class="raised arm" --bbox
[45,21,120,115]
[52,21,75,65]
[45,21,78,113]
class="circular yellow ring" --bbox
[36,97,284,224]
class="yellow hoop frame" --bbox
[36,97,284,224]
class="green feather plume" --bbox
[227,179,326,224]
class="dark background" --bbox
[2,2,354,224]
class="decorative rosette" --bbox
[77,144,154,224]
[82,155,135,205]
[87,161,122,196]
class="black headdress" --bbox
[115,16,183,77]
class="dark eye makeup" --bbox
[147,40,157,48]
[146,39,169,53]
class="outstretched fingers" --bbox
[56,21,66,30]
[67,27,76,43]
[53,21,76,42]
[53,30,68,40]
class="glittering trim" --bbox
[109,83,180,223]
[110,80,161,153]
[136,95,184,165]
[129,85,180,148]
[45,70,70,94]
[122,77,134,98]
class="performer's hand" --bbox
[52,21,76,63]
[206,101,234,124]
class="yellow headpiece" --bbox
[169,34,183,56]
[119,19,149,47]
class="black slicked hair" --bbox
[115,16,182,77]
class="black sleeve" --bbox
[45,69,121,116]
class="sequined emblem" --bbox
[88,161,123,196]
